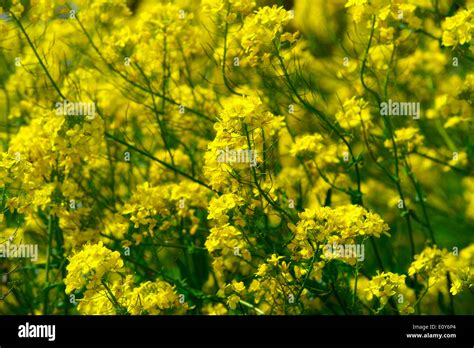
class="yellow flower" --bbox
[10,0,24,17]
[204,95,284,191]
[29,0,56,22]
[203,303,228,315]
[64,242,124,294]
[335,97,372,130]
[267,253,284,266]
[384,127,424,153]
[232,281,246,293]
[294,265,307,279]
[240,5,294,66]
[365,272,406,306]
[369,44,394,70]
[202,0,255,18]
[256,263,269,277]
[208,193,244,224]
[205,223,249,261]
[442,8,474,47]
[249,279,260,292]
[408,246,447,279]
[227,294,241,309]
[288,205,390,260]
[409,245,473,296]
[127,280,182,315]
[290,134,324,158]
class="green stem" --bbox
[43,214,53,314]
[11,13,67,100]
[104,131,217,193]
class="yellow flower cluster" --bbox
[240,5,297,66]
[77,275,136,315]
[78,275,185,315]
[122,181,209,231]
[442,7,474,48]
[205,223,254,283]
[205,223,248,257]
[384,127,425,153]
[1,0,473,317]
[204,95,284,191]
[127,280,183,315]
[290,134,324,158]
[202,0,256,19]
[345,0,421,41]
[365,272,407,306]
[1,0,24,17]
[288,205,390,260]
[409,245,473,295]
[65,243,185,315]
[207,193,244,225]
[335,97,372,130]
[122,182,170,229]
[245,254,307,314]
[64,242,124,294]
[28,0,56,22]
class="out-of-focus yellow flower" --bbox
[335,97,372,129]
[442,8,474,47]
[227,294,241,309]
[409,245,473,296]
[384,127,424,153]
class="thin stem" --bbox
[104,132,217,193]
[11,12,67,100]
[43,214,53,314]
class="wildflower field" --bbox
[0,0,473,316]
